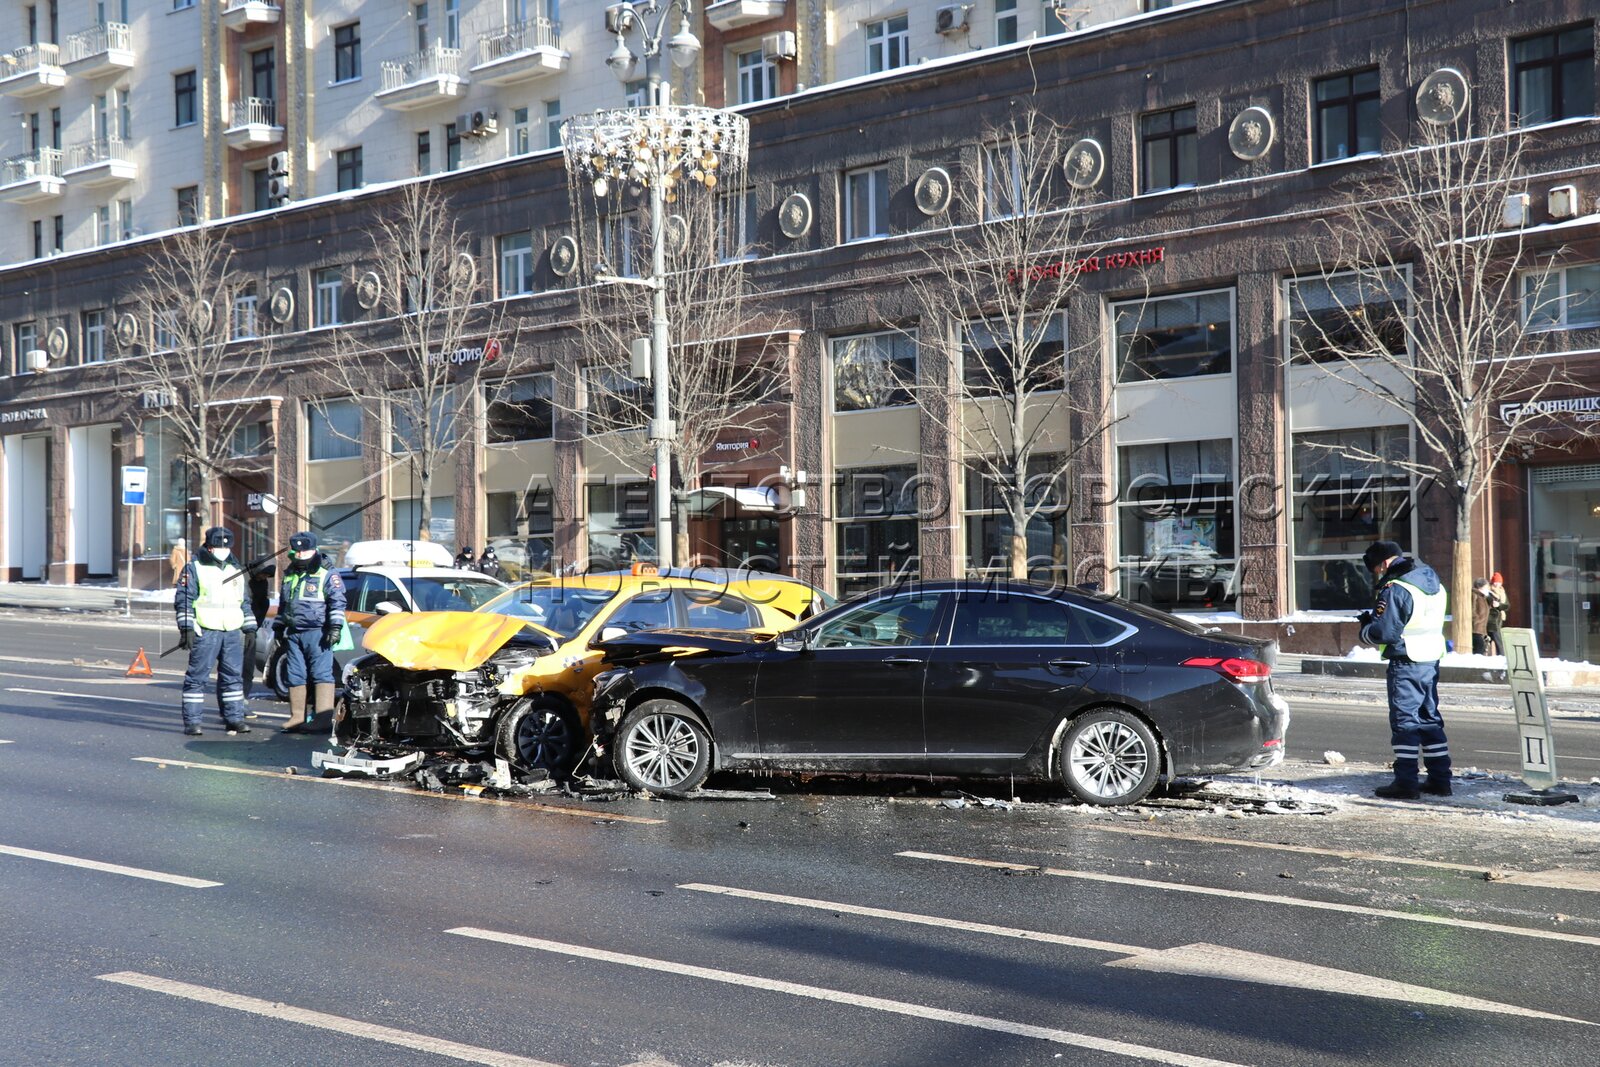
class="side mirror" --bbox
[374,600,404,615]
[598,625,628,643]
[774,630,808,653]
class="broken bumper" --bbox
[311,748,427,778]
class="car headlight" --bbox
[341,658,362,686]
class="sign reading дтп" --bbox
[1500,627,1560,791]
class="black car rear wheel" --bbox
[497,700,584,777]
[1060,709,1160,806]
[267,647,291,701]
[614,700,711,793]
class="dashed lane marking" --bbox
[898,851,1600,949]
[446,926,1254,1067]
[0,653,185,677]
[0,843,221,888]
[679,884,1590,1025]
[97,972,566,1067]
[130,757,663,824]
[9,687,169,706]
[0,739,12,744]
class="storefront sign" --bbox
[714,437,760,453]
[1008,245,1166,285]
[428,338,504,367]
[1499,395,1600,424]
[139,389,174,410]
[0,407,46,424]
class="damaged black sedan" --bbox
[588,580,1290,805]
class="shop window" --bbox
[486,375,554,443]
[1313,67,1381,163]
[835,464,920,598]
[842,165,890,242]
[142,421,190,557]
[832,330,915,412]
[1290,426,1412,611]
[1530,463,1600,664]
[963,313,1064,395]
[307,398,362,461]
[487,487,554,576]
[1522,263,1600,330]
[497,232,534,298]
[392,497,455,549]
[1117,439,1235,610]
[1287,270,1407,363]
[390,389,457,453]
[865,14,908,74]
[963,455,1069,579]
[1139,105,1196,193]
[587,481,654,564]
[1511,24,1594,127]
[1114,290,1232,382]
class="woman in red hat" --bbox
[1486,571,1509,655]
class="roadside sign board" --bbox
[1501,627,1558,790]
[120,465,148,507]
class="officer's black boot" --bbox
[1375,757,1421,799]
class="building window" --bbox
[416,130,431,173]
[14,323,37,375]
[31,220,43,260]
[511,107,530,155]
[832,330,916,412]
[52,214,62,253]
[250,46,275,100]
[1313,68,1381,163]
[153,308,178,351]
[232,291,258,340]
[600,213,640,277]
[1139,105,1197,193]
[250,167,271,212]
[1113,290,1233,382]
[718,186,759,262]
[391,390,456,453]
[1043,0,1069,34]
[1524,263,1600,330]
[982,140,1023,221]
[82,309,106,363]
[843,164,890,242]
[1143,0,1175,10]
[487,488,555,575]
[117,197,133,240]
[313,268,343,327]
[736,48,777,104]
[95,204,113,246]
[588,481,654,564]
[1117,439,1235,610]
[173,0,194,9]
[176,185,199,226]
[391,497,455,548]
[963,314,1065,395]
[545,99,562,149]
[413,2,429,51]
[996,0,1018,46]
[624,79,648,108]
[173,70,197,127]
[333,23,361,83]
[584,366,646,433]
[486,374,554,443]
[1288,271,1407,363]
[335,147,362,191]
[865,14,908,74]
[445,122,461,171]
[1291,427,1412,610]
[444,0,460,48]
[1511,24,1594,127]
[497,232,534,297]
[963,456,1070,578]
[835,465,920,598]
[308,398,362,461]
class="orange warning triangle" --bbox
[126,648,154,677]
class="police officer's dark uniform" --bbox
[174,526,256,736]
[275,531,346,733]
[1358,539,1451,799]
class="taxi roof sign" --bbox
[342,539,456,570]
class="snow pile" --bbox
[1344,646,1598,674]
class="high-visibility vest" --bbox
[1388,576,1447,662]
[192,561,244,632]
[284,566,328,606]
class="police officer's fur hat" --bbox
[1362,540,1404,572]
[288,531,317,553]
[203,526,233,548]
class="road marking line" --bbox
[0,844,220,888]
[130,757,663,825]
[0,653,185,677]
[0,739,13,744]
[1498,869,1600,892]
[97,972,564,1067]
[446,927,1252,1067]
[679,884,1589,1024]
[8,687,167,706]
[898,852,1600,948]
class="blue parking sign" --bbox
[121,465,148,507]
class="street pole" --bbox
[648,70,673,568]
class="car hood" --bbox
[593,627,773,660]
[362,610,560,671]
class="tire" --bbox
[613,699,711,793]
[1059,709,1161,806]
[496,699,584,777]
[267,647,291,701]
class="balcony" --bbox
[704,0,785,31]
[220,0,281,33]
[0,44,67,99]
[224,97,283,149]
[0,148,64,204]
[470,18,567,86]
[63,22,135,78]
[376,43,466,111]
[63,136,135,187]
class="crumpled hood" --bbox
[592,627,774,662]
[362,611,559,671]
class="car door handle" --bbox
[882,656,924,667]
[1049,658,1094,670]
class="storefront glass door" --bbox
[1529,464,1600,664]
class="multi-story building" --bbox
[0,0,1596,659]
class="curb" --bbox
[1299,656,1600,688]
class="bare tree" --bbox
[1294,116,1590,648]
[126,224,271,536]
[901,107,1124,580]
[315,180,510,544]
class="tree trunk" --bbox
[1450,500,1474,654]
[673,492,691,568]
[1009,529,1028,580]
[418,466,433,541]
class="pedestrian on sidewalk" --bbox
[275,531,346,733]
[1486,572,1509,655]
[477,545,502,580]
[1471,577,1492,656]
[1358,540,1451,800]
[168,538,188,587]
[174,527,255,736]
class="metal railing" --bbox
[65,136,130,171]
[65,22,132,64]
[230,96,277,128]
[0,147,62,185]
[476,17,562,64]
[222,0,281,13]
[380,43,462,94]
[0,42,63,75]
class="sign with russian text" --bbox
[1499,394,1600,424]
[121,465,148,507]
[1008,245,1166,285]
[1501,627,1560,790]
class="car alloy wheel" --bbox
[1061,709,1160,806]
[615,700,710,793]
[497,701,582,776]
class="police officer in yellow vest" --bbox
[274,531,346,733]
[1358,540,1451,799]
[174,526,256,736]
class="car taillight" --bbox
[1182,656,1271,683]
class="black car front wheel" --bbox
[1060,709,1160,806]
[614,700,711,793]
[497,700,584,777]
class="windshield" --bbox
[477,584,618,640]
[401,576,505,613]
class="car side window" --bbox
[812,594,943,649]
[684,592,757,629]
[948,594,1072,646]
[1068,605,1130,645]
[361,575,403,612]
[605,590,677,633]
[340,572,369,611]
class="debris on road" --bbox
[1322,751,1346,765]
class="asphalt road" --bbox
[2,612,1598,1067]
